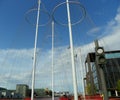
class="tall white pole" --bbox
[79,50,85,100]
[31,0,41,100]
[52,21,54,100]
[66,1,78,100]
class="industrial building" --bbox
[16,84,29,98]
[84,50,120,97]
[0,87,22,98]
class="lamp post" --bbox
[95,40,108,100]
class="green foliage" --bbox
[116,80,120,92]
[86,83,96,95]
[45,88,52,96]
[34,88,46,96]
[86,83,92,95]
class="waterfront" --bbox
[0,97,60,100]
[33,97,59,100]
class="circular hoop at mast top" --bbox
[25,8,51,27]
[52,1,86,26]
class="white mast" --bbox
[31,0,41,100]
[79,50,85,100]
[66,1,78,100]
[52,21,54,100]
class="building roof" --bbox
[85,50,120,63]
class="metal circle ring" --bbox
[25,8,51,27]
[52,1,86,26]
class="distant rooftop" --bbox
[0,87,7,91]
[85,50,120,62]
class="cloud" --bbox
[115,7,120,23]
[99,7,120,50]
[87,27,101,36]
[86,6,120,51]
[0,6,120,94]
[0,46,84,92]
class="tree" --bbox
[86,83,96,95]
[45,88,52,96]
[116,80,120,92]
